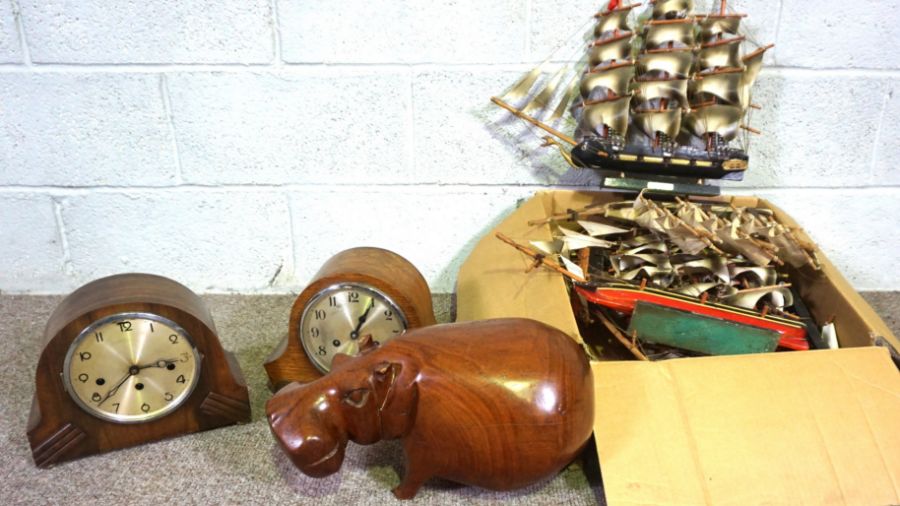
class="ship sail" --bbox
[651,0,694,19]
[637,49,694,78]
[634,78,690,108]
[644,20,697,49]
[588,33,634,66]
[581,63,635,100]
[700,14,743,41]
[634,108,682,139]
[698,37,744,70]
[580,95,633,137]
[692,69,743,106]
[634,108,683,139]
[684,104,743,142]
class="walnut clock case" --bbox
[28,273,251,468]
[265,247,436,390]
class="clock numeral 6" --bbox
[384,309,393,321]
[141,403,151,413]
[91,392,102,402]
[79,351,91,361]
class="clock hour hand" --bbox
[350,298,375,339]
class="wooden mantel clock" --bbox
[27,273,251,468]
[264,247,436,390]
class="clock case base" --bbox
[264,247,436,391]
[28,273,251,468]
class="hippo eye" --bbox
[342,388,370,408]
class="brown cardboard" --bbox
[592,348,900,505]
[457,190,900,504]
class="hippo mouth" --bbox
[299,442,346,478]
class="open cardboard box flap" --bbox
[457,190,900,505]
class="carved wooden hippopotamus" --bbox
[266,318,594,499]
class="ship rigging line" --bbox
[490,96,577,146]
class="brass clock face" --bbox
[63,312,201,424]
[299,283,408,373]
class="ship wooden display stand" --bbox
[27,273,250,468]
[264,247,436,390]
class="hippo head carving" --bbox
[266,353,418,478]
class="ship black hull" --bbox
[571,138,748,181]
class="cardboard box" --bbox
[457,190,900,505]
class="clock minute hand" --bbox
[97,371,132,406]
[350,298,375,338]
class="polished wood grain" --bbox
[266,318,594,499]
[27,273,250,467]
[264,247,436,390]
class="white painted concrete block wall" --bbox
[0,0,898,294]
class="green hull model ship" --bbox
[492,0,773,190]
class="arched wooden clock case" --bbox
[264,247,436,390]
[27,273,251,468]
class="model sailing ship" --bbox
[492,0,773,184]
[498,194,822,358]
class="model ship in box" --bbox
[491,0,772,190]
[499,193,824,359]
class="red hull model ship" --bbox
[491,0,772,192]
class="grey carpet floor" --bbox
[1,293,897,505]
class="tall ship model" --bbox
[491,0,773,185]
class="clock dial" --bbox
[300,284,407,373]
[63,312,201,423]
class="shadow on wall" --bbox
[473,101,603,187]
